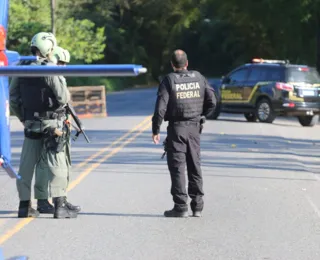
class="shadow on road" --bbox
[78,212,164,218]
[103,131,320,174]
[211,114,315,127]
[7,129,320,177]
[0,210,16,218]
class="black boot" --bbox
[37,199,54,214]
[53,197,78,219]
[18,200,40,218]
[64,197,81,213]
[192,211,202,217]
[164,207,188,218]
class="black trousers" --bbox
[166,121,204,212]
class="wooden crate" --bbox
[68,86,107,118]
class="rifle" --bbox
[64,103,90,143]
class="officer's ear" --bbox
[185,60,188,68]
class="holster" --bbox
[161,137,168,159]
[200,116,206,134]
[24,129,44,139]
[43,121,70,153]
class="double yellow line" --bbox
[0,115,152,245]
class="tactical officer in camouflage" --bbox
[33,45,81,214]
[152,49,216,218]
[9,32,79,219]
[34,45,81,214]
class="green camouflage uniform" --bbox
[9,58,71,201]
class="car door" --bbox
[243,66,269,104]
[221,67,250,106]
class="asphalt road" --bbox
[1,87,320,259]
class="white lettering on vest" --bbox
[175,82,201,99]
[176,90,201,99]
[175,82,201,91]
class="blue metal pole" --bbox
[0,0,11,179]
[19,56,38,61]
[0,0,9,30]
[5,50,38,65]
[0,64,147,77]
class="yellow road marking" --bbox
[76,115,152,168]
[68,121,151,192]
[0,116,151,229]
[0,117,152,245]
[0,218,33,245]
[0,213,17,229]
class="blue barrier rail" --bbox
[0,64,147,77]
[4,51,38,65]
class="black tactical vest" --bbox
[165,70,205,122]
[18,75,60,120]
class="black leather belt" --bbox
[168,121,200,126]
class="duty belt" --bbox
[168,121,200,126]
[24,110,66,121]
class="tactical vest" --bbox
[165,70,205,122]
[19,76,61,121]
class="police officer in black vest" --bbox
[152,49,216,218]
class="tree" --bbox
[7,0,106,63]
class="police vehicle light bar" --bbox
[252,58,289,64]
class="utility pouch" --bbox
[24,128,43,139]
[44,123,69,153]
[44,133,65,153]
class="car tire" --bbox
[255,98,276,123]
[297,115,319,127]
[244,113,257,122]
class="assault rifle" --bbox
[64,103,90,143]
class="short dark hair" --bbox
[171,49,188,68]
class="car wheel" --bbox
[297,115,319,127]
[244,113,257,122]
[255,98,276,123]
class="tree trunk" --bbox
[50,0,55,35]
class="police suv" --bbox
[210,58,320,127]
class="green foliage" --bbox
[7,0,320,90]
[7,0,106,63]
[7,0,50,55]
[55,18,106,63]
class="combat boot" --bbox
[53,197,78,219]
[164,207,188,218]
[192,211,202,217]
[63,197,81,213]
[18,200,40,218]
[37,199,54,214]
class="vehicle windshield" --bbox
[286,67,320,84]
